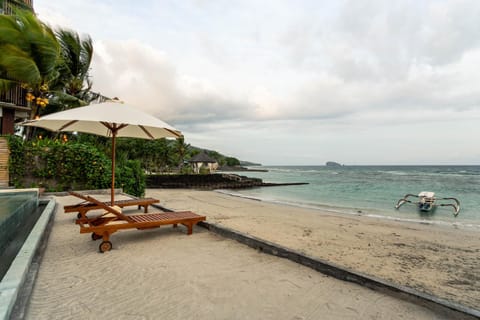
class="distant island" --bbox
[326,161,343,167]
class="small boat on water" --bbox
[395,191,460,216]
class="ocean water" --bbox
[221,166,480,228]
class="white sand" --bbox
[149,189,480,309]
[23,193,471,319]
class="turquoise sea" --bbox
[221,166,480,228]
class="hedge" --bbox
[7,136,145,197]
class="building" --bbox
[189,151,218,174]
[0,0,34,134]
[0,0,32,14]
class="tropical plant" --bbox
[0,10,97,122]
[173,136,190,168]
[115,138,179,173]
[7,136,112,191]
[115,159,145,197]
[0,9,60,119]
[225,156,240,166]
[45,29,94,113]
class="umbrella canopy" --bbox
[22,101,182,203]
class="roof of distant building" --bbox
[189,151,217,163]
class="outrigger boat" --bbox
[395,191,460,216]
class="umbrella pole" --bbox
[111,130,117,205]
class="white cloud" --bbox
[91,40,181,113]
[91,40,257,125]
[34,0,480,164]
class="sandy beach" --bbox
[149,189,480,310]
[22,191,478,319]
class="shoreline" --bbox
[216,189,480,231]
[147,188,480,310]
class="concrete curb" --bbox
[0,198,56,320]
[198,221,480,319]
[43,188,123,197]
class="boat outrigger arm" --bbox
[395,192,461,216]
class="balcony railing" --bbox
[0,84,28,107]
[1,0,33,15]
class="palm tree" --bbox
[46,29,94,113]
[174,136,190,169]
[0,9,60,119]
[0,9,98,141]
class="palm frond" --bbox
[0,15,25,47]
[54,28,93,97]
[56,29,93,78]
[56,29,79,75]
[0,43,41,84]
[48,90,88,108]
[0,10,59,83]
[20,11,60,76]
[80,36,93,77]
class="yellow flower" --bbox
[35,97,49,107]
[26,93,35,102]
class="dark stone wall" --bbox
[146,173,264,189]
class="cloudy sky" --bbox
[35,0,480,165]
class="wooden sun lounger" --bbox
[71,193,206,253]
[65,191,160,219]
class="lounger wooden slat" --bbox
[129,212,198,222]
[71,193,206,253]
[79,211,205,234]
[65,191,159,219]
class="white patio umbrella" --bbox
[22,101,182,203]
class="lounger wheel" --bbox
[91,233,102,241]
[99,241,112,253]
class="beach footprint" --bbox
[303,228,312,237]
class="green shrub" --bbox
[6,135,26,188]
[225,157,240,166]
[115,159,145,197]
[179,165,193,174]
[199,166,211,174]
[8,137,111,191]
